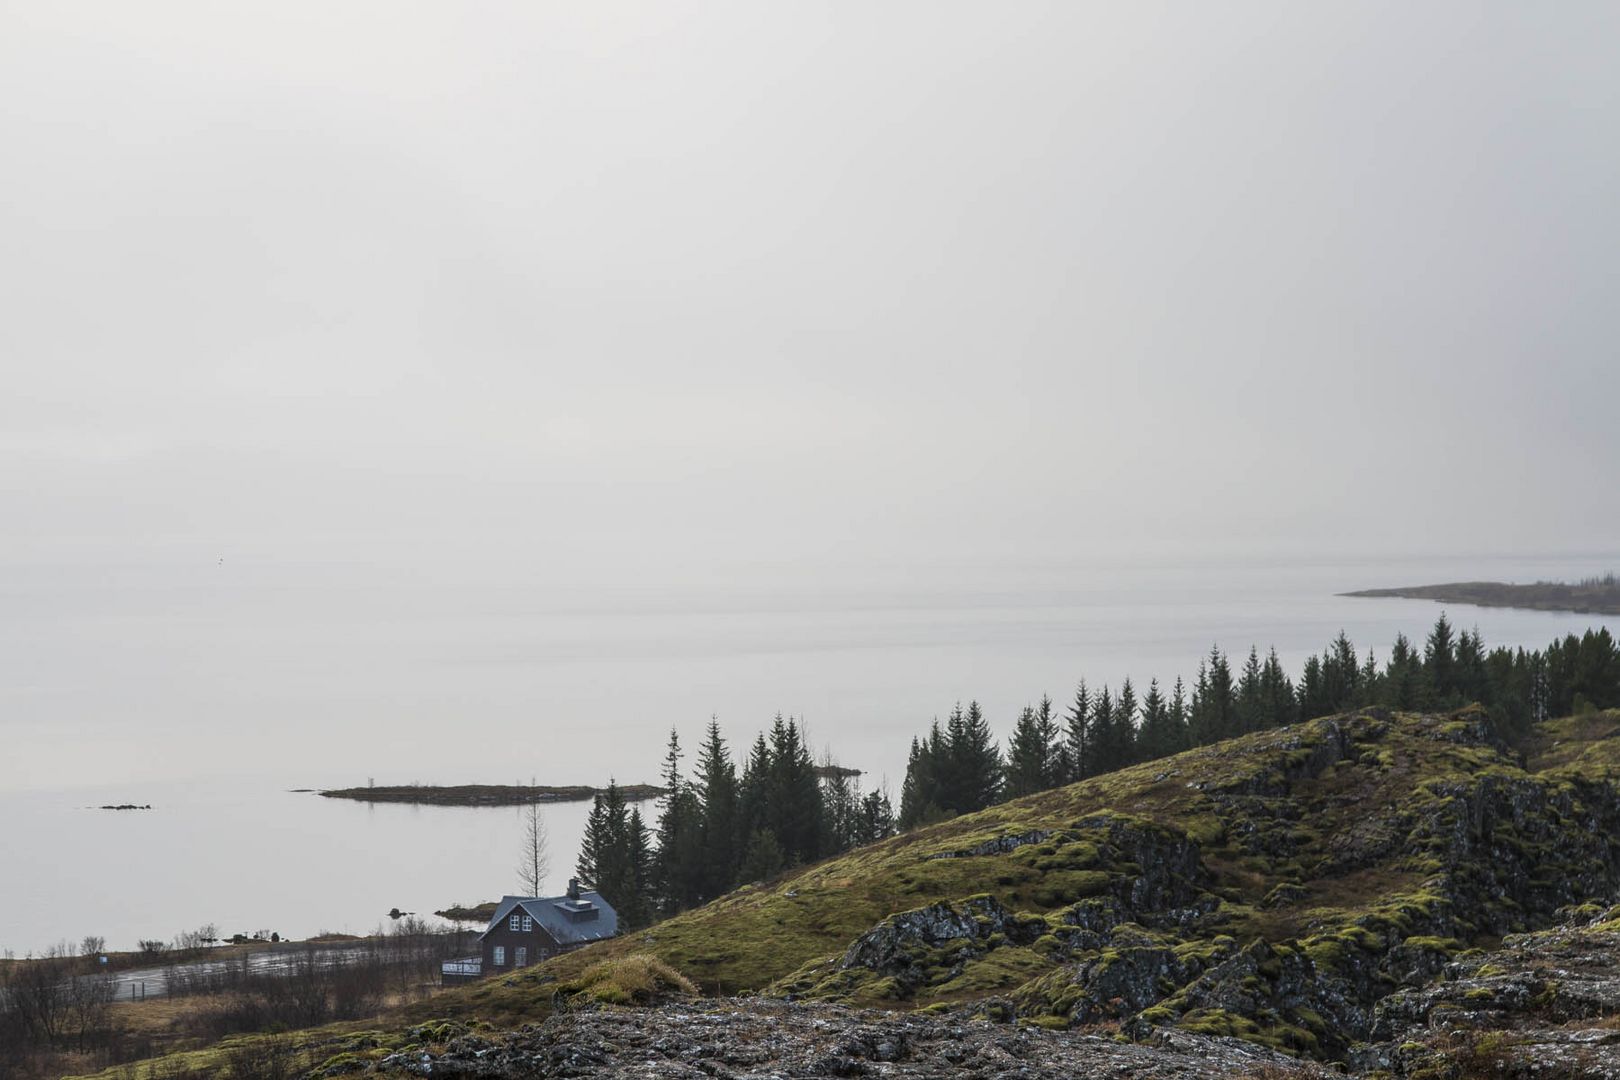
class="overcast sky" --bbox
[2,2,1617,586]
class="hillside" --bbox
[74,708,1620,1077]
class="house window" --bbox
[509,913,520,930]
[515,946,527,967]
[493,946,506,966]
[521,915,533,932]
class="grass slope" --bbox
[74,707,1620,1076]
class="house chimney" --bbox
[567,877,581,901]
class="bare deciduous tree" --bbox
[517,783,550,896]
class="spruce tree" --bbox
[694,717,740,900]
[1190,659,1212,745]
[1035,695,1060,783]
[1137,678,1170,761]
[1168,676,1190,752]
[1237,647,1264,733]
[1206,647,1236,741]
[1090,687,1117,773]
[1297,654,1329,720]
[739,828,784,882]
[1063,681,1092,781]
[1113,679,1139,766]
[1003,705,1051,799]
[738,732,773,844]
[766,716,824,862]
[1261,647,1296,728]
[853,789,896,844]
[621,806,656,929]
[652,729,704,915]
[1385,633,1420,709]
[951,701,1002,812]
[1426,613,1457,703]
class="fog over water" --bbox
[1,4,1617,952]
[2,554,1617,955]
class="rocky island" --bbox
[318,783,664,806]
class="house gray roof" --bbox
[479,889,619,946]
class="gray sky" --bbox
[2,1,1617,585]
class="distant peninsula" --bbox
[318,783,664,806]
[1343,575,1620,616]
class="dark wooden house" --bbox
[442,879,618,985]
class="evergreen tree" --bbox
[1167,676,1190,753]
[1359,648,1380,704]
[1198,647,1236,742]
[577,780,646,924]
[1325,631,1360,708]
[1035,695,1060,782]
[739,828,784,882]
[820,760,858,851]
[1297,654,1329,720]
[1237,647,1264,733]
[693,717,740,900]
[899,720,950,828]
[1003,705,1053,799]
[1260,647,1296,728]
[1062,681,1093,781]
[1137,678,1172,761]
[1113,679,1139,766]
[737,732,773,844]
[1384,633,1421,709]
[765,715,825,862]
[898,733,934,829]
[852,789,896,845]
[575,789,610,890]
[1426,613,1457,704]
[652,729,704,915]
[1455,628,1488,704]
[1090,686,1118,773]
[944,701,1001,813]
[620,806,656,929]
[1190,659,1211,742]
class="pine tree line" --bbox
[900,619,1620,828]
[575,715,896,928]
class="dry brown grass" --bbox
[560,954,698,1006]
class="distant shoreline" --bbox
[1342,579,1620,616]
[317,783,664,806]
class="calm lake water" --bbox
[3,553,1616,955]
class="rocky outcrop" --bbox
[374,999,1335,1078]
[834,895,1042,996]
[1357,905,1620,1078]
[926,829,1052,859]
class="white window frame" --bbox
[521,914,533,932]
[515,946,527,967]
[493,945,506,966]
[509,913,520,930]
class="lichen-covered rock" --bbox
[839,895,1038,974]
[927,829,1052,860]
[1360,904,1620,1077]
